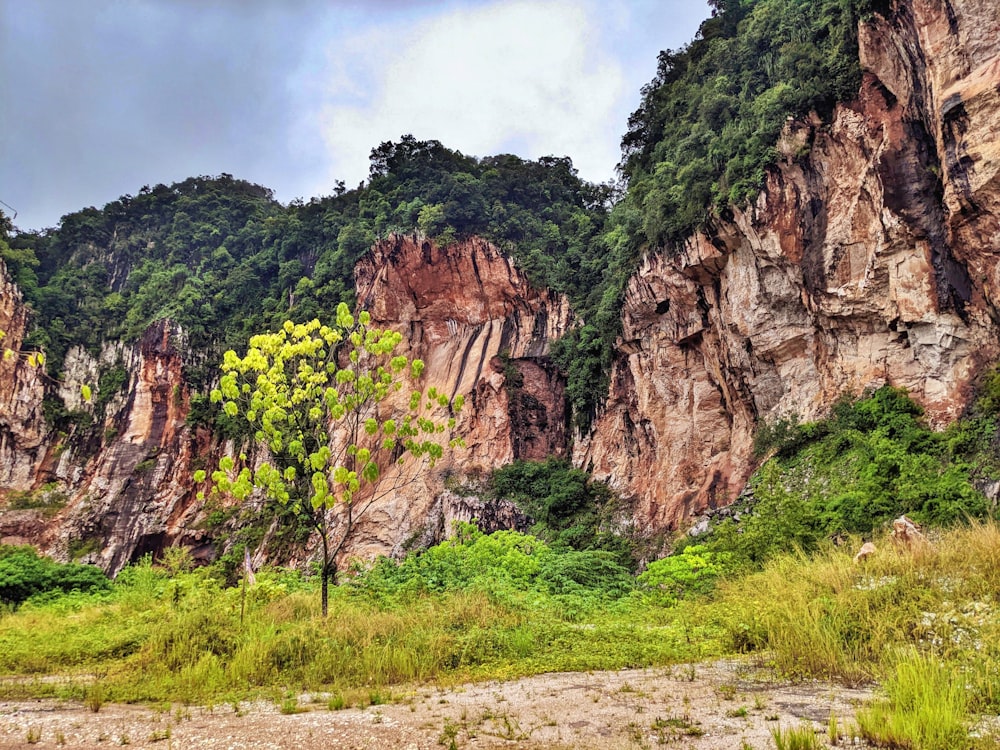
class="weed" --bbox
[26,726,41,744]
[439,719,460,749]
[856,650,971,750]
[56,731,66,746]
[717,682,738,700]
[148,727,171,742]
[726,706,749,718]
[279,695,304,715]
[86,683,105,713]
[328,693,346,711]
[770,723,820,750]
[651,715,704,739]
[488,713,527,741]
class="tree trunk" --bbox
[321,530,331,618]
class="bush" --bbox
[0,545,110,606]
[708,386,995,570]
[490,458,634,567]
[637,545,730,604]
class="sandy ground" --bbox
[0,660,875,749]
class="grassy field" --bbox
[2,523,1000,748]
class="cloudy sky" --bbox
[1,0,709,231]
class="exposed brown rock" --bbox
[891,514,928,549]
[0,260,48,490]
[344,234,573,565]
[580,0,1000,532]
[854,542,878,563]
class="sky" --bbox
[1,0,710,232]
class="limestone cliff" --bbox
[579,0,1000,530]
[0,260,47,492]
[345,234,573,560]
[0,237,572,572]
[2,0,999,568]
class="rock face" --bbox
[579,0,1000,531]
[0,303,210,571]
[347,235,573,561]
[0,260,48,491]
[0,237,572,572]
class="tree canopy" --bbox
[196,304,463,615]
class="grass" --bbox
[0,559,718,706]
[770,723,820,750]
[2,523,1000,749]
[856,651,972,750]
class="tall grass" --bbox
[714,522,1000,748]
[856,650,971,750]
[0,554,712,704]
[1,522,999,749]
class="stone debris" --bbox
[890,515,927,549]
[853,541,877,563]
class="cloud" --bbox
[311,1,625,191]
[0,0,323,229]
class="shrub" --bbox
[0,545,110,606]
[637,545,729,604]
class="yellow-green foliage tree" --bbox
[196,303,463,615]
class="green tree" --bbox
[197,303,463,615]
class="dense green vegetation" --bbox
[489,457,634,565]
[5,147,610,385]
[699,385,997,569]
[0,534,716,705]
[621,0,876,247]
[0,546,109,608]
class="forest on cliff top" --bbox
[2,0,881,428]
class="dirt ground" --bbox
[0,660,874,749]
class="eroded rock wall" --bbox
[0,236,572,572]
[346,235,573,561]
[0,261,48,493]
[580,0,1000,531]
[0,312,211,572]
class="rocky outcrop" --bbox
[0,260,48,491]
[0,234,573,572]
[346,234,573,562]
[0,252,215,566]
[580,0,1000,531]
[53,322,208,573]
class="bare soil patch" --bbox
[0,660,873,749]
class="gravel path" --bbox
[0,661,874,749]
